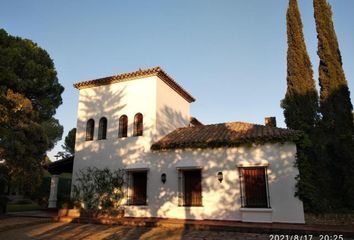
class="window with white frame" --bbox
[239,167,270,208]
[178,169,202,207]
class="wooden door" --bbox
[184,170,202,206]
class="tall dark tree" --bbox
[0,29,64,190]
[282,0,323,211]
[314,0,354,209]
[283,0,319,132]
[62,128,76,155]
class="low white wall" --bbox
[72,142,305,223]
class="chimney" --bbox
[265,117,276,127]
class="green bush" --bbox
[72,167,126,211]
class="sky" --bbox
[1,0,354,161]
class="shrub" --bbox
[72,167,126,211]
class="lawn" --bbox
[7,202,41,212]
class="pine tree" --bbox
[62,128,77,155]
[314,0,354,209]
[282,0,322,211]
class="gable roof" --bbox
[151,122,300,150]
[73,66,195,103]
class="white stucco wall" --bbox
[121,143,304,223]
[72,76,304,223]
[73,76,158,183]
[155,78,190,139]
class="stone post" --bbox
[48,175,59,208]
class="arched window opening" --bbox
[98,117,107,140]
[118,115,128,138]
[133,113,143,136]
[86,119,95,141]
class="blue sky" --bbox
[1,0,353,161]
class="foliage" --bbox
[282,0,319,132]
[314,0,354,209]
[0,29,64,191]
[42,118,63,151]
[30,176,51,207]
[72,167,126,211]
[61,128,76,155]
[283,0,354,212]
[0,29,64,120]
[0,89,47,191]
[282,0,323,212]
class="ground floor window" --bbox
[178,169,202,206]
[127,171,147,205]
[239,167,270,208]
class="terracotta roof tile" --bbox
[73,66,195,103]
[151,122,300,150]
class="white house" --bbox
[72,66,305,223]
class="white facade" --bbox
[72,73,305,223]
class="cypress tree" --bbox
[282,0,322,211]
[314,0,354,209]
[283,0,318,131]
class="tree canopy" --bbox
[282,0,322,212]
[283,0,354,212]
[314,0,354,209]
[62,128,76,155]
[0,29,64,190]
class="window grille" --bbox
[239,167,270,208]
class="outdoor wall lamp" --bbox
[217,171,223,183]
[161,173,166,184]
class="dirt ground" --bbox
[0,217,353,240]
[0,218,270,240]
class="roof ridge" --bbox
[180,121,295,131]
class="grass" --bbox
[7,202,41,212]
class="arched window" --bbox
[86,119,95,141]
[133,113,143,136]
[118,115,128,138]
[98,117,107,140]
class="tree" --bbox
[61,128,76,155]
[0,90,48,191]
[0,29,64,120]
[281,0,323,212]
[282,0,319,132]
[314,0,354,209]
[0,29,64,151]
[0,29,64,191]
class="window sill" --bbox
[240,208,273,212]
